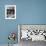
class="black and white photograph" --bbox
[18,24,46,46]
[5,5,16,19]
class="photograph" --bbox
[18,24,46,46]
[5,5,16,19]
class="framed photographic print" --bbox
[18,24,46,42]
[5,5,16,19]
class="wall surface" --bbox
[0,0,46,44]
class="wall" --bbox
[0,0,46,44]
